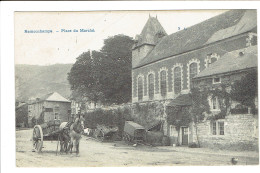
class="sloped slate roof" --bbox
[40,92,70,102]
[194,45,258,79]
[135,10,257,68]
[167,94,192,107]
[135,16,167,47]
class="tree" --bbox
[230,70,257,112]
[68,50,105,105]
[100,34,134,104]
[68,34,134,105]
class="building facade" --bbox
[28,92,71,127]
[131,10,258,149]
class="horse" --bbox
[59,116,85,154]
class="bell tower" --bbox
[132,15,167,68]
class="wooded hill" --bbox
[15,64,72,102]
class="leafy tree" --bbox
[231,70,257,113]
[68,50,105,105]
[100,34,134,104]
[16,104,29,127]
[68,34,134,105]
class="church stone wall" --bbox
[132,34,249,103]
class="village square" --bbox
[15,9,259,166]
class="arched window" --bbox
[138,77,143,101]
[148,74,154,100]
[160,70,167,97]
[174,67,181,94]
[211,57,217,64]
[205,54,219,68]
[189,63,198,88]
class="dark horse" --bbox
[59,116,85,154]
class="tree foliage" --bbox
[166,106,192,130]
[230,70,257,109]
[68,34,134,105]
[16,104,29,127]
[100,35,134,104]
[68,51,104,104]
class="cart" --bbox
[93,124,118,142]
[123,121,146,144]
[32,119,62,152]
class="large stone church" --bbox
[131,10,258,150]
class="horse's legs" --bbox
[76,140,79,155]
[60,141,64,153]
[69,140,73,154]
[59,134,64,153]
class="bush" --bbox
[145,131,164,146]
[188,142,199,148]
[83,106,132,137]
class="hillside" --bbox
[15,64,73,102]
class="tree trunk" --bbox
[194,123,200,148]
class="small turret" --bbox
[132,16,167,68]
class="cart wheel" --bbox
[123,132,130,143]
[97,131,104,142]
[32,125,43,152]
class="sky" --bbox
[15,10,227,65]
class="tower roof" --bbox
[135,16,167,48]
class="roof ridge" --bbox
[134,10,256,68]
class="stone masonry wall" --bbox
[193,114,258,151]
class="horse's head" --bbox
[74,117,85,134]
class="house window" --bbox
[213,77,221,84]
[54,106,60,120]
[174,67,181,94]
[211,96,219,110]
[189,63,198,88]
[148,74,154,100]
[211,121,225,135]
[160,70,167,97]
[138,77,143,101]
[169,125,175,136]
[218,122,224,135]
[212,122,217,135]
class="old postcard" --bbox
[14,9,258,167]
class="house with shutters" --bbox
[131,10,258,149]
[28,92,71,127]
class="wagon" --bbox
[93,124,118,142]
[32,119,62,152]
[123,121,146,143]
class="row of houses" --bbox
[15,92,103,127]
[131,9,258,150]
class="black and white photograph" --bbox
[10,8,260,167]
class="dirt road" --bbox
[16,129,259,167]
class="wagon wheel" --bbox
[123,132,131,143]
[97,131,105,142]
[32,125,43,152]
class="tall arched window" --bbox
[174,67,181,94]
[189,63,198,88]
[148,74,154,100]
[160,70,167,97]
[138,77,143,101]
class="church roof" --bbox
[194,45,258,79]
[134,16,167,48]
[134,10,257,68]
